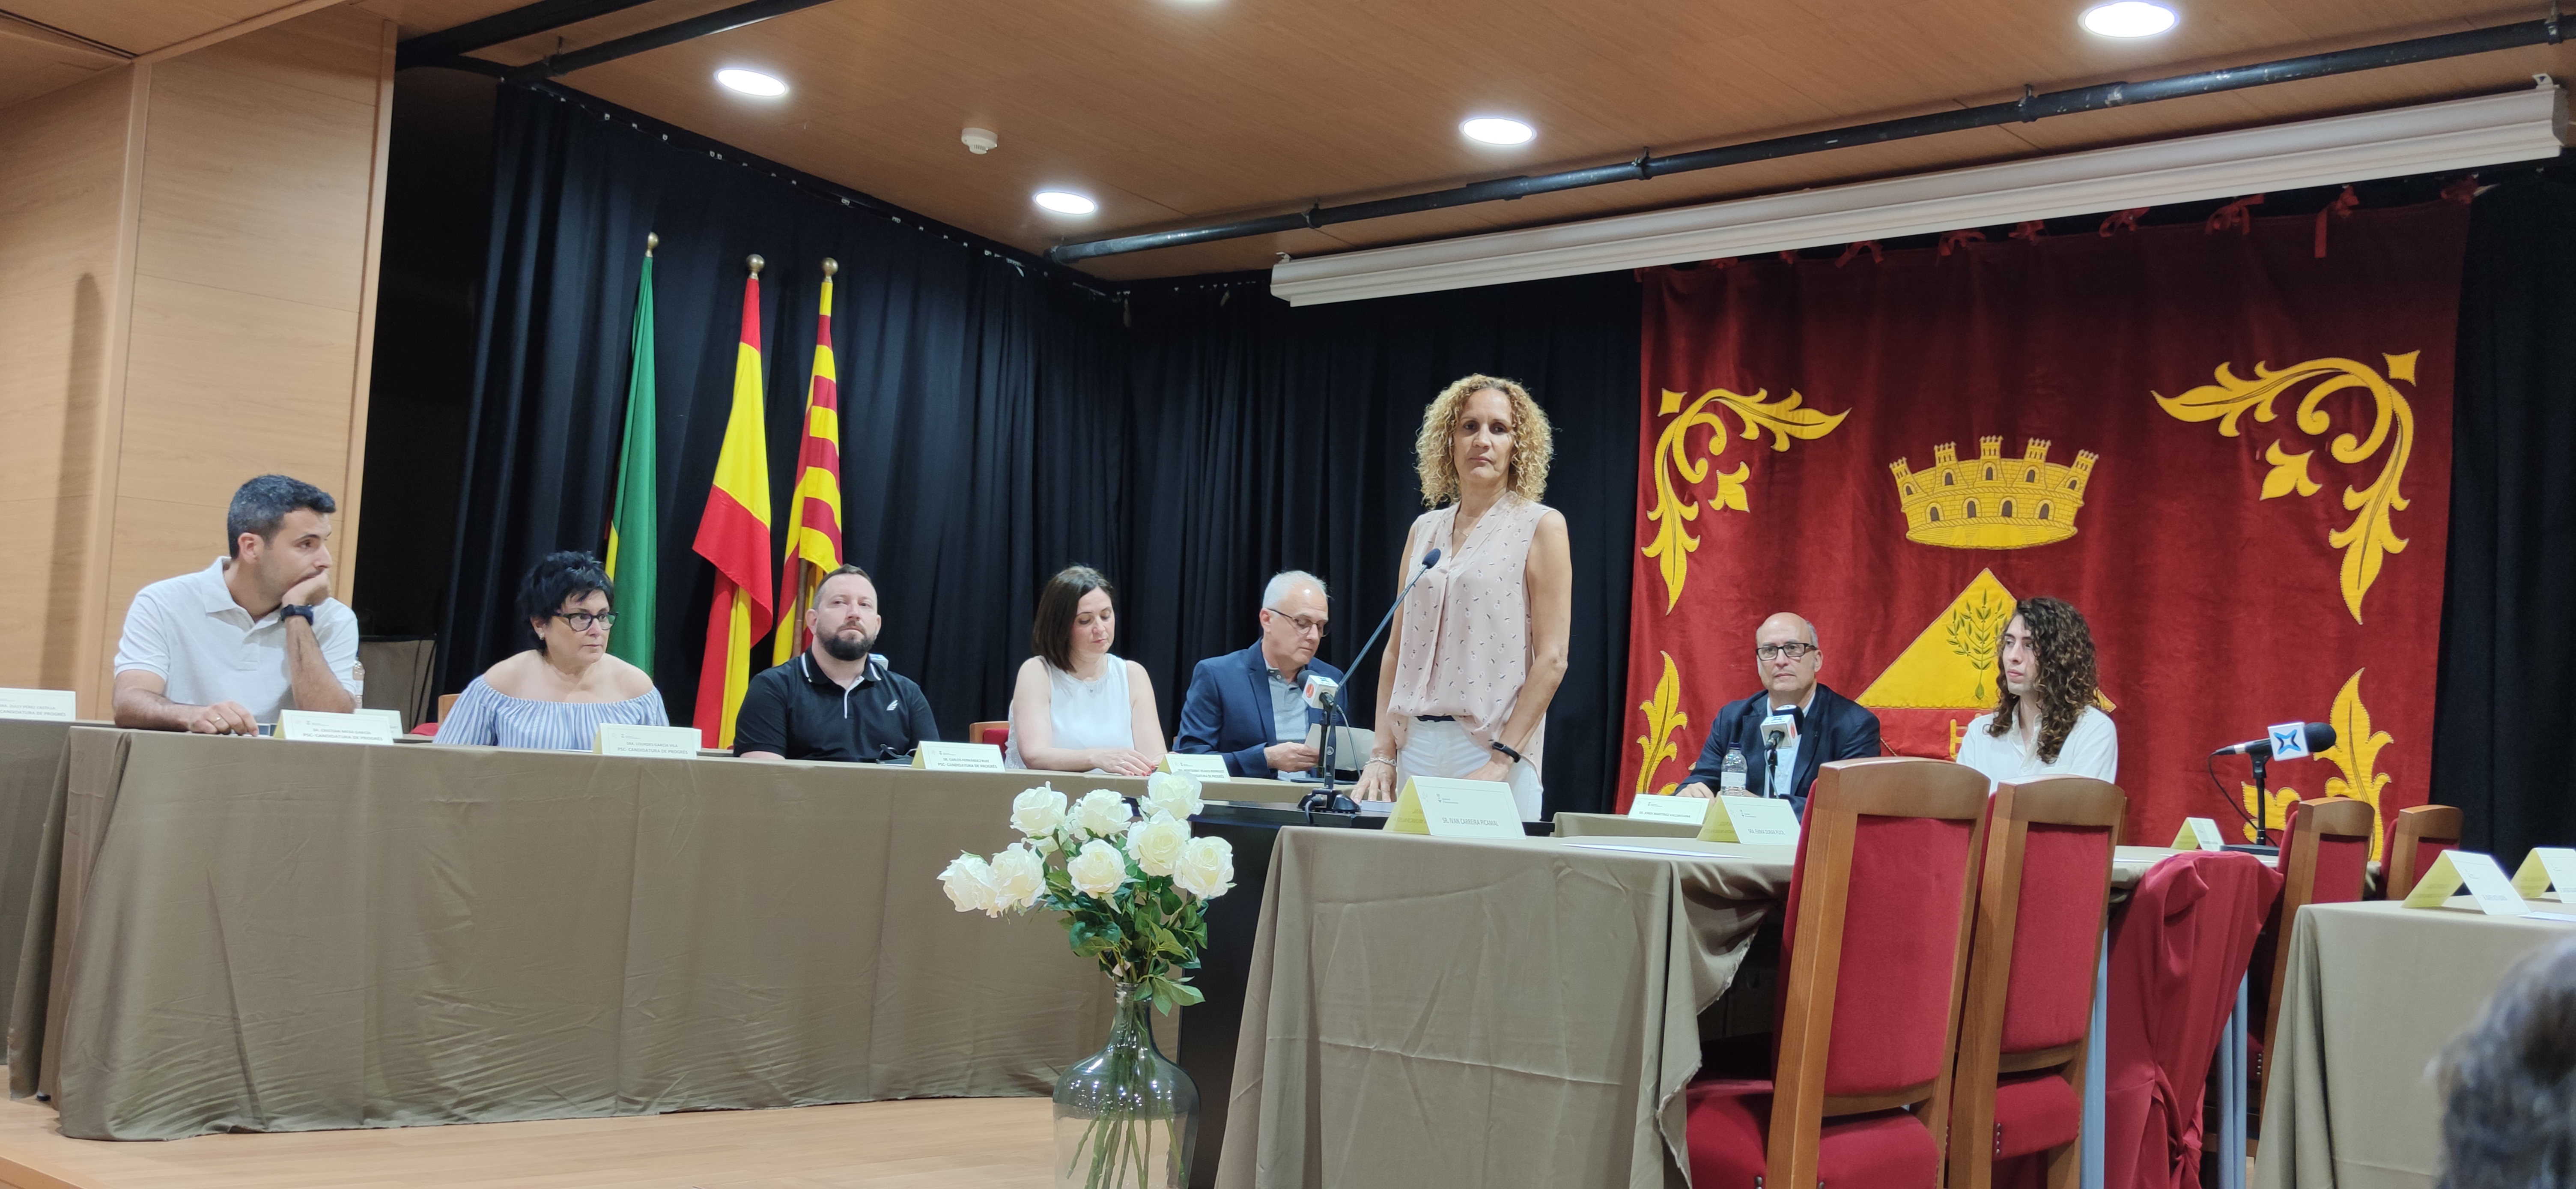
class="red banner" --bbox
[1622,202,2469,856]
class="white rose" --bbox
[1143,771,1204,820]
[1011,785,1069,837]
[986,843,1046,911]
[1126,813,1192,878]
[1073,789,1135,839]
[938,853,998,915]
[1173,835,1235,899]
[1067,837,1131,898]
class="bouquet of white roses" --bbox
[938,770,1234,1012]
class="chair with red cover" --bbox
[1686,756,1991,1189]
[2099,851,2280,1189]
[1947,777,2128,1189]
[2251,796,2373,1121]
[968,720,1009,748]
[2379,804,2462,901]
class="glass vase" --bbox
[1053,980,1199,1189]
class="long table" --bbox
[12,726,1178,1140]
[2254,900,2576,1189]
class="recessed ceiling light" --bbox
[715,68,788,96]
[1033,190,1097,215]
[2079,1,2176,37]
[1461,117,1535,146]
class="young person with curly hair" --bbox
[1954,595,2117,785]
[1351,374,1572,822]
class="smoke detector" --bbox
[961,127,999,155]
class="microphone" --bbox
[1303,547,1441,816]
[1759,707,1803,748]
[2213,722,2336,759]
[1300,672,1340,710]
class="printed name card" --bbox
[1626,794,1712,826]
[276,709,398,744]
[0,688,77,722]
[1160,753,1234,781]
[2402,850,2530,916]
[1385,776,1524,839]
[2170,818,2229,851]
[595,724,707,759]
[1697,796,1803,847]
[912,741,1007,771]
[2511,848,2576,902]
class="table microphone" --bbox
[1303,548,1440,816]
[2212,722,2336,758]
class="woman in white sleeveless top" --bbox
[1351,375,1573,822]
[1006,565,1166,775]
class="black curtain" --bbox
[2434,173,2576,860]
[442,85,1639,813]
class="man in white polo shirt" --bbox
[112,475,361,733]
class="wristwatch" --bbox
[278,603,316,626]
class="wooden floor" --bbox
[0,1096,1057,1189]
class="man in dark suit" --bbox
[1176,571,1348,780]
[1680,611,1882,819]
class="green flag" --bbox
[605,239,658,673]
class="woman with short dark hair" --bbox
[1004,565,1165,774]
[435,551,666,749]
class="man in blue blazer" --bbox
[1176,571,1348,780]
[1679,612,1883,819]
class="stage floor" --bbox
[0,1096,1056,1189]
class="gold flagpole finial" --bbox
[822,257,838,277]
[645,231,658,256]
[748,254,765,275]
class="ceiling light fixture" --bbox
[2079,2,2176,38]
[1034,190,1098,215]
[715,68,788,96]
[1460,117,1535,146]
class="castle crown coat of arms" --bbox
[1887,437,2097,550]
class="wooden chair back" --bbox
[967,720,1009,748]
[1770,756,1992,1189]
[2381,804,2463,901]
[437,693,459,723]
[2256,795,2375,1118]
[1947,776,2126,1189]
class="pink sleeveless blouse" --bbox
[1385,493,1551,764]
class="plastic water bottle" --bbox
[1720,745,1749,794]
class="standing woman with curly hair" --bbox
[1956,595,2117,785]
[1350,375,1572,822]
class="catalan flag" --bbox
[604,233,659,674]
[690,257,775,748]
[772,258,845,663]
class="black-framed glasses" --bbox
[555,610,618,631]
[1755,642,1818,661]
[1265,608,1330,637]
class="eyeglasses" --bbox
[1266,609,1330,637]
[555,611,618,631]
[1755,642,1818,661]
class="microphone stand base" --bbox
[1297,790,1360,815]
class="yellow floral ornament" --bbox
[1634,651,1690,798]
[1643,387,1848,610]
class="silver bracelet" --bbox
[1363,757,1397,771]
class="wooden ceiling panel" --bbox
[5,0,284,54]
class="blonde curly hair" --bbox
[1414,374,1553,507]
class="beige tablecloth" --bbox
[21,727,1160,1140]
[0,717,74,1075]
[2254,900,2576,1189]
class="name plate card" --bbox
[1385,776,1524,839]
[1160,753,1234,781]
[1697,796,1803,847]
[595,724,707,759]
[2511,848,2576,902]
[912,741,1007,771]
[2171,817,2229,851]
[2402,851,2530,916]
[276,709,398,744]
[1626,794,1712,826]
[0,688,76,722]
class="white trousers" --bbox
[1397,718,1542,822]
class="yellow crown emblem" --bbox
[1887,437,2096,550]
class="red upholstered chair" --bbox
[2099,852,2280,1189]
[1947,777,2127,1189]
[1686,756,1992,1189]
[2380,804,2462,901]
[969,720,1009,748]
[2251,796,2373,1125]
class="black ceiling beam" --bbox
[497,0,841,82]
[394,0,664,69]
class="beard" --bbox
[820,630,874,662]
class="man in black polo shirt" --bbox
[733,565,939,762]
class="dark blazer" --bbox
[1175,642,1348,779]
[1683,682,1883,819]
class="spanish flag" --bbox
[772,258,844,663]
[691,257,774,748]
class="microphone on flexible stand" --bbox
[1303,548,1440,816]
[2209,720,2336,846]
[1758,707,1802,799]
